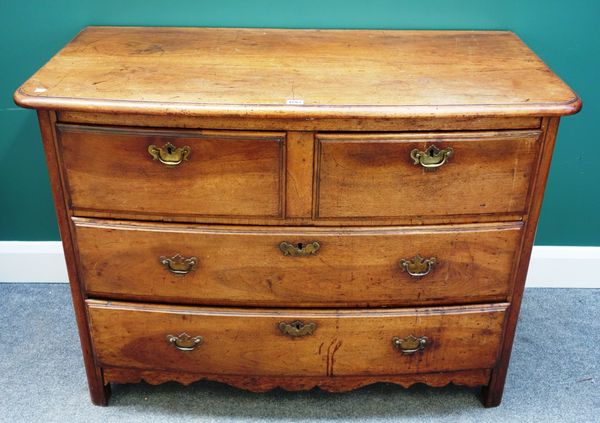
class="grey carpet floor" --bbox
[0,284,598,422]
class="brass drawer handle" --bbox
[159,254,198,275]
[410,145,453,169]
[399,254,437,278]
[279,241,320,257]
[148,142,191,166]
[392,335,428,355]
[166,333,203,351]
[278,320,317,337]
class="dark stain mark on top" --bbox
[133,44,165,55]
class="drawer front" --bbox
[57,124,285,218]
[87,301,507,376]
[315,131,541,220]
[75,218,522,307]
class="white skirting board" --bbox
[0,242,598,288]
[0,242,69,283]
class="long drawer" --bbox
[74,218,522,307]
[87,301,508,376]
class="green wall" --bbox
[1,1,597,245]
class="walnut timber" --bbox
[15,26,581,408]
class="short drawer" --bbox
[57,124,285,219]
[74,218,522,307]
[87,301,507,376]
[314,130,541,220]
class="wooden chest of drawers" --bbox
[15,27,581,407]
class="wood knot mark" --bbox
[131,43,165,55]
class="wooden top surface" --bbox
[15,26,581,118]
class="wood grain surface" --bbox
[57,124,285,218]
[14,27,581,407]
[87,301,507,377]
[102,368,492,392]
[75,218,522,307]
[315,130,541,219]
[482,117,563,407]
[58,111,543,132]
[15,27,580,118]
[36,112,111,405]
